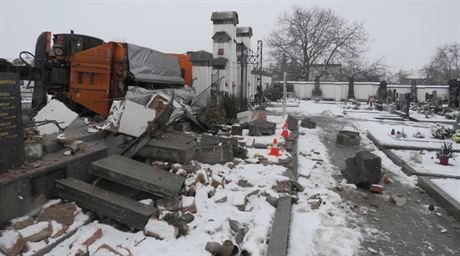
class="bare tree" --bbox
[385,69,411,84]
[267,6,367,81]
[342,52,387,82]
[425,43,460,84]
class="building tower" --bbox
[210,11,239,95]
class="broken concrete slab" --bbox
[55,177,158,230]
[336,126,360,146]
[34,99,78,135]
[342,150,382,187]
[119,100,156,137]
[300,118,316,129]
[248,120,276,136]
[90,155,185,199]
[137,132,234,165]
[136,132,197,164]
[41,119,106,154]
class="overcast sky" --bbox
[1,0,459,72]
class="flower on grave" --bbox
[436,142,456,160]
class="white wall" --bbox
[192,65,212,96]
[292,81,449,102]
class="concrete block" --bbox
[136,132,197,164]
[90,155,185,199]
[119,100,156,137]
[266,196,292,256]
[248,120,276,136]
[55,178,158,230]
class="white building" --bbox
[211,11,239,94]
[188,11,272,106]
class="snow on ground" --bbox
[431,178,460,204]
[288,126,362,256]
[10,99,453,255]
[267,100,344,117]
[393,150,460,178]
[48,143,291,255]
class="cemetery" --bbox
[0,3,459,256]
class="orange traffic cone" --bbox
[269,138,281,156]
[281,122,289,139]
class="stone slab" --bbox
[90,155,185,199]
[401,163,460,179]
[418,177,460,222]
[266,196,292,256]
[136,132,197,164]
[367,132,460,153]
[0,142,107,225]
[55,177,158,230]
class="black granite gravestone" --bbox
[0,73,24,172]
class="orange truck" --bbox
[0,31,193,117]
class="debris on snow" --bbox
[0,230,27,256]
[10,216,34,230]
[144,219,178,240]
[17,221,52,242]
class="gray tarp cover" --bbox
[127,43,184,85]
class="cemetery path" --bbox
[313,115,460,256]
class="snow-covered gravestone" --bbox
[0,72,24,172]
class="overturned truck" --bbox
[0,31,192,117]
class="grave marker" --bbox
[0,73,24,172]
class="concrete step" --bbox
[54,177,157,230]
[90,155,185,199]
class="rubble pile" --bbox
[0,200,90,256]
